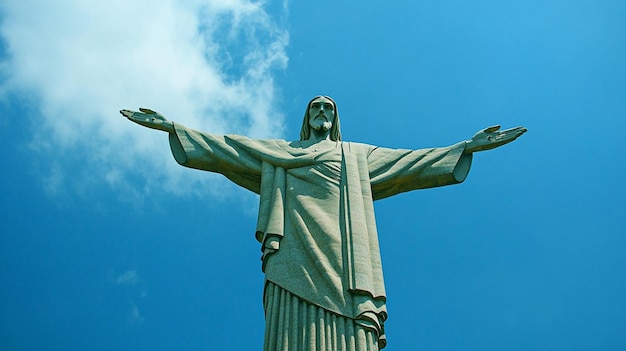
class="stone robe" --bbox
[168,123,472,349]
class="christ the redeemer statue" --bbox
[121,96,526,351]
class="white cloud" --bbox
[0,0,289,200]
[128,303,144,326]
[116,270,140,285]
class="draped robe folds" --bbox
[168,123,473,349]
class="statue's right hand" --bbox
[119,108,174,133]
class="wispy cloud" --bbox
[108,270,146,325]
[128,303,144,326]
[116,270,140,285]
[0,0,289,201]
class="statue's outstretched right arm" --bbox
[121,107,266,193]
[120,108,175,134]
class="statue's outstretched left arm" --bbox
[464,125,527,154]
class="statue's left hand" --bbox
[465,125,527,153]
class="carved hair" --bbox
[299,96,342,141]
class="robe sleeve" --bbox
[168,123,264,194]
[366,141,473,200]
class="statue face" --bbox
[308,97,335,132]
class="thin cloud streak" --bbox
[0,0,289,201]
[128,303,144,326]
[116,270,140,285]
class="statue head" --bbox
[300,96,342,141]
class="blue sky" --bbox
[1,0,625,350]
